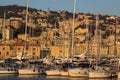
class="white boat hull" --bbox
[0,68,17,74]
[61,71,69,76]
[89,71,111,78]
[118,72,120,78]
[18,68,41,75]
[45,70,61,76]
[68,68,88,77]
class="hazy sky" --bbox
[0,0,120,16]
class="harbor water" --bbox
[0,74,117,80]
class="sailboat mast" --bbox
[3,10,6,59]
[24,0,28,54]
[114,18,117,56]
[85,19,89,56]
[95,14,100,65]
[71,0,76,56]
[54,22,56,58]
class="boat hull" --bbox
[61,71,69,76]
[45,70,61,76]
[118,72,120,78]
[18,68,41,75]
[89,71,111,78]
[68,68,88,77]
[0,68,17,74]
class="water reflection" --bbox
[18,75,39,78]
[0,74,17,80]
[45,76,70,80]
[69,77,88,80]
[0,75,117,80]
[89,78,116,80]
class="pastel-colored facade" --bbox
[9,19,23,29]
[55,38,71,57]
[0,44,41,60]
[74,43,86,55]
[50,46,60,57]
[0,40,120,60]
[2,28,14,40]
[0,44,13,59]
[18,34,29,41]
[0,18,3,27]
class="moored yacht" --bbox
[89,67,111,78]
[18,63,45,75]
[18,68,43,75]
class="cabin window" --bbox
[0,52,1,55]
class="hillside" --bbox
[0,5,120,43]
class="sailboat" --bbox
[0,10,18,74]
[18,0,45,75]
[68,29,89,77]
[88,15,111,78]
[60,0,77,77]
[114,18,120,79]
[67,0,89,77]
[45,19,61,76]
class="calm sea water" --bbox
[0,74,117,80]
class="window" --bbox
[18,48,21,50]
[47,50,49,53]
[0,52,1,55]
[26,46,29,50]
[33,52,35,55]
[10,46,14,50]
[60,50,62,53]
[3,47,5,50]
[6,52,9,55]
[33,48,36,50]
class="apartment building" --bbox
[0,44,41,60]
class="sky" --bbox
[0,0,120,16]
